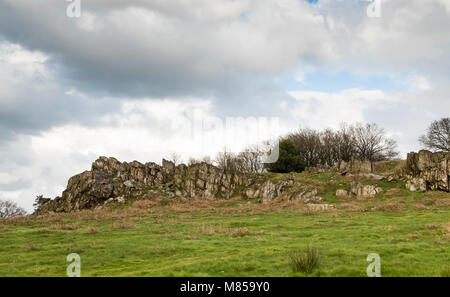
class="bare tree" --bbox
[215,148,239,172]
[352,123,398,161]
[0,199,27,219]
[170,152,182,165]
[335,123,356,162]
[236,145,266,173]
[419,117,450,152]
[188,155,212,166]
[288,128,322,167]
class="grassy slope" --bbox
[0,171,449,277]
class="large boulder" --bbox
[338,159,373,175]
[406,150,449,192]
[350,182,383,199]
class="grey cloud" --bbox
[0,0,328,99]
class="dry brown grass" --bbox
[195,224,264,237]
[48,222,81,230]
[425,223,442,230]
[384,188,402,197]
[407,233,422,240]
[112,222,137,230]
[412,203,429,211]
[443,223,450,232]
[0,225,9,232]
[372,201,404,213]
[84,226,99,234]
[336,202,368,212]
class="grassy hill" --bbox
[1,170,449,277]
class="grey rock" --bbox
[405,178,427,192]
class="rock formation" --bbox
[338,159,373,175]
[244,179,323,204]
[336,182,383,200]
[36,156,253,214]
[406,150,449,192]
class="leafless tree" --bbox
[188,155,212,166]
[287,128,322,167]
[170,152,182,165]
[235,146,266,173]
[215,148,239,172]
[335,123,357,162]
[352,123,398,161]
[419,117,450,152]
[0,199,27,219]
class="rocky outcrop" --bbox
[406,150,449,192]
[246,179,323,204]
[37,157,253,214]
[336,182,383,199]
[338,159,373,175]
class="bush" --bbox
[33,195,51,212]
[289,246,320,274]
[265,139,306,173]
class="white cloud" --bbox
[288,89,388,129]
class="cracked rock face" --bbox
[405,178,427,192]
[255,180,322,204]
[406,150,449,192]
[36,157,251,214]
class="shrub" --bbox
[289,246,320,274]
[265,139,306,173]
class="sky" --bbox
[0,0,449,211]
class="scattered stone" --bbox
[336,189,351,199]
[289,188,322,203]
[307,204,334,211]
[350,182,383,199]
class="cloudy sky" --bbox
[0,0,449,211]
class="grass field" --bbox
[1,172,449,277]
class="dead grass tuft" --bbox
[196,224,263,237]
[372,201,404,213]
[84,226,99,234]
[112,222,137,230]
[48,222,81,230]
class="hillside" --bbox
[0,157,449,277]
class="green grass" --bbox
[0,172,449,277]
